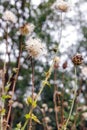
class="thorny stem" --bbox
[61,67,78,130]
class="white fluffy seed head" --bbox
[19,23,35,36]
[3,10,17,23]
[26,38,46,58]
[55,0,70,12]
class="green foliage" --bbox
[25,113,41,124]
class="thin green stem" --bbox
[28,58,35,130]
[61,66,77,130]
[35,63,54,102]
[21,63,54,130]
[21,120,28,130]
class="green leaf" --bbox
[13,68,19,73]
[5,83,11,92]
[25,113,41,124]
[27,97,32,104]
[27,97,37,108]
[31,114,41,124]
[17,122,21,129]
[25,113,30,119]
[2,94,11,100]
[42,80,51,87]
[0,108,6,116]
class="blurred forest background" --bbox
[0,0,87,130]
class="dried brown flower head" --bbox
[53,56,60,68]
[19,23,34,36]
[72,54,83,65]
[62,61,67,69]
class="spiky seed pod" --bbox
[72,54,83,65]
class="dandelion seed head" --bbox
[26,38,46,59]
[55,0,70,12]
[19,23,35,36]
[3,10,17,23]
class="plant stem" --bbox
[1,22,9,130]
[28,58,35,130]
[5,36,22,130]
[21,63,54,130]
[53,69,59,130]
[22,11,63,130]
[35,63,54,102]
[62,67,77,130]
[0,116,3,130]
